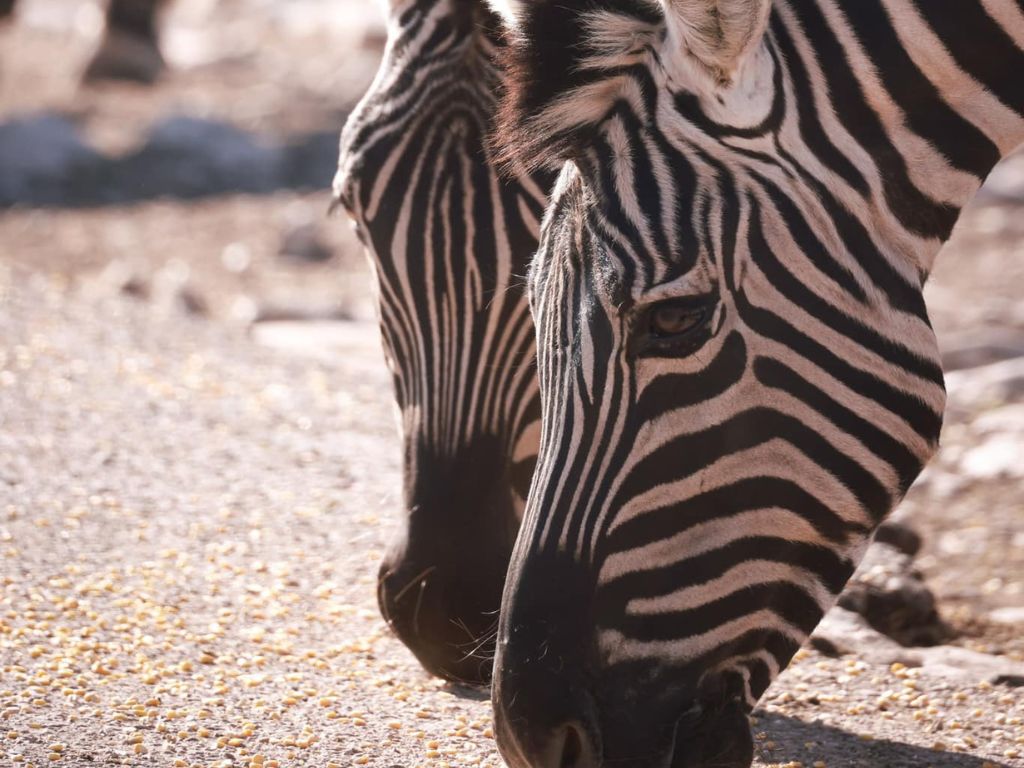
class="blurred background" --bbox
[0,2,1023,765]
[1,0,384,322]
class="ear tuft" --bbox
[493,0,661,171]
[662,0,772,83]
[485,0,525,29]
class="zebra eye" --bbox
[650,303,706,338]
[635,297,715,357]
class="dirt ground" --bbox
[1,2,1023,767]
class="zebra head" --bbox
[335,0,548,684]
[481,0,1022,763]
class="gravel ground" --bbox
[2,2,1024,767]
[1,267,1023,768]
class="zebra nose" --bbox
[493,667,602,768]
[498,715,601,768]
[376,551,502,685]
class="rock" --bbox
[958,434,1024,480]
[121,276,150,300]
[971,403,1024,435]
[279,222,334,263]
[979,150,1024,203]
[176,286,209,317]
[873,520,923,557]
[946,357,1024,411]
[121,116,286,198]
[838,537,950,647]
[0,114,102,207]
[938,527,990,557]
[940,327,1024,372]
[989,606,1024,625]
[914,645,1024,687]
[221,243,253,274]
[282,131,342,190]
[0,112,345,206]
[811,608,916,663]
[812,608,1024,687]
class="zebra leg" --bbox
[82,0,167,84]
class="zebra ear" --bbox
[662,0,772,84]
[495,0,663,168]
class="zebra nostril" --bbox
[541,721,598,768]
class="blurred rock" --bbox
[150,258,207,317]
[0,113,344,208]
[279,222,334,263]
[959,433,1024,480]
[226,295,259,326]
[123,116,285,198]
[946,357,1024,411]
[873,520,923,557]
[253,304,349,324]
[0,114,103,206]
[971,402,1024,435]
[940,327,1024,372]
[978,151,1024,203]
[83,259,150,301]
[281,131,340,190]
[989,607,1024,625]
[838,532,950,647]
[811,608,912,661]
[220,242,252,274]
[813,608,1024,686]
[121,276,150,299]
[177,286,208,316]
[915,645,1024,686]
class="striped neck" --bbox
[791,0,1024,276]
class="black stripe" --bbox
[787,0,959,239]
[913,0,1024,116]
[753,357,926,494]
[845,0,1000,177]
[606,581,826,640]
[601,476,866,564]
[746,191,943,384]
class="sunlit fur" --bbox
[492,0,1024,762]
[334,0,548,682]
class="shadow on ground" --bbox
[756,712,1012,767]
[0,111,343,207]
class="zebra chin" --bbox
[492,554,760,768]
[492,658,756,768]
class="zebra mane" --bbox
[494,0,663,170]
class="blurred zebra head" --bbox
[488,0,1021,764]
[334,0,548,684]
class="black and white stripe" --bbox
[334,0,549,683]
[489,0,1024,764]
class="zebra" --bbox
[333,0,549,684]
[481,0,1024,765]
